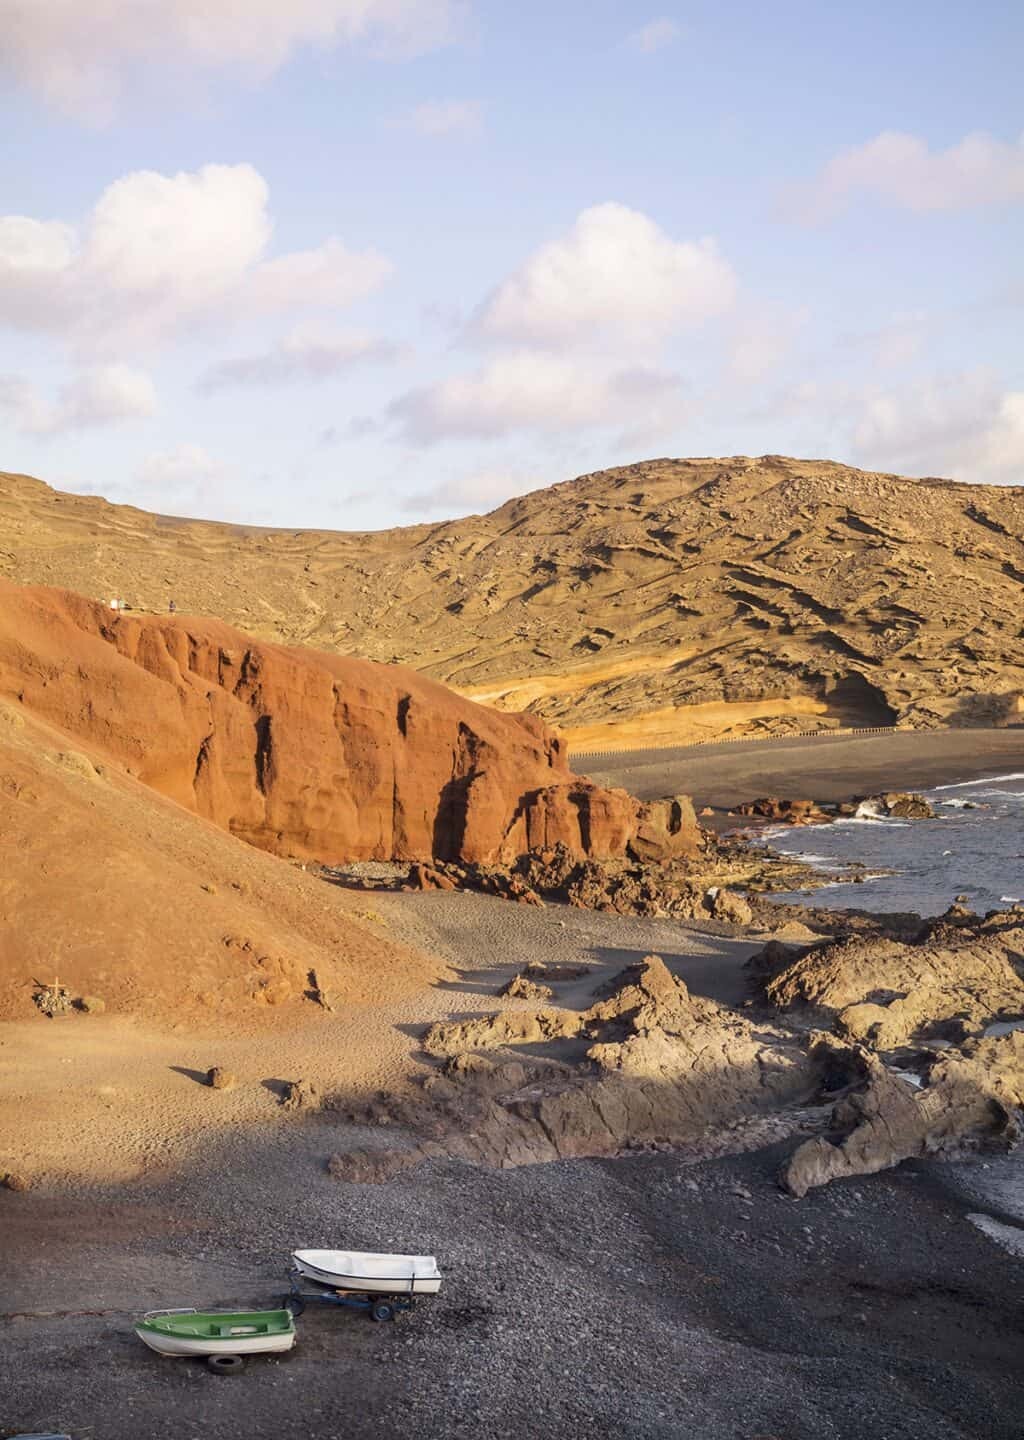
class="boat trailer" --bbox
[281,1268,417,1323]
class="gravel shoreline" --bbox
[4,1133,1022,1439]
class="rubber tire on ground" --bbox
[283,1295,306,1317]
[207,1353,246,1375]
[370,1300,396,1323]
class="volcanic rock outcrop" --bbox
[764,909,1024,1049]
[3,457,1022,746]
[766,910,1024,1194]
[783,1031,1024,1198]
[380,955,810,1166]
[0,581,669,866]
[382,835,813,924]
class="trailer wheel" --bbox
[370,1299,396,1323]
[208,1353,245,1375]
[283,1294,306,1318]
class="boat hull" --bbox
[135,1309,296,1358]
[135,1325,296,1357]
[293,1252,442,1295]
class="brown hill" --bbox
[0,581,657,865]
[2,456,1022,749]
[0,696,438,1021]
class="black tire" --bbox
[370,1299,396,1323]
[283,1294,306,1318]
[207,1353,246,1375]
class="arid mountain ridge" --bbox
[2,455,1022,749]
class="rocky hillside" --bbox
[0,581,681,866]
[0,695,438,1021]
[2,457,1022,748]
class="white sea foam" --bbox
[837,816,910,828]
[934,772,1024,791]
[774,851,836,867]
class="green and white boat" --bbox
[134,1307,296,1358]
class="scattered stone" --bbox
[51,749,100,780]
[251,976,294,1006]
[706,888,754,925]
[307,968,334,1012]
[501,973,554,1001]
[847,791,936,820]
[523,960,591,982]
[407,863,458,892]
[2,1171,30,1192]
[734,797,831,826]
[327,1146,430,1183]
[206,1067,237,1090]
[629,794,702,861]
[281,1078,320,1111]
[33,979,73,1018]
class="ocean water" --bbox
[756,773,1024,918]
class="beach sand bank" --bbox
[579,728,1024,809]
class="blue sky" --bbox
[0,0,1021,527]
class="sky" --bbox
[0,0,1021,528]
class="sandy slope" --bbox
[0,699,438,1024]
[3,456,1022,744]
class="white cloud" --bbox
[135,444,233,511]
[868,314,928,371]
[981,393,1024,479]
[0,0,465,121]
[0,363,157,434]
[398,467,542,515]
[851,371,1024,483]
[476,203,736,349]
[728,304,809,382]
[789,130,1024,222]
[201,328,399,389]
[390,350,685,443]
[628,18,682,54]
[84,163,271,311]
[247,238,392,312]
[409,98,482,136]
[0,163,391,351]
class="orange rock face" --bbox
[0,582,653,865]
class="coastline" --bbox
[580,727,1024,809]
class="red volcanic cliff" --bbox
[0,582,661,865]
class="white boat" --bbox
[292,1249,442,1295]
[134,1307,297,1357]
